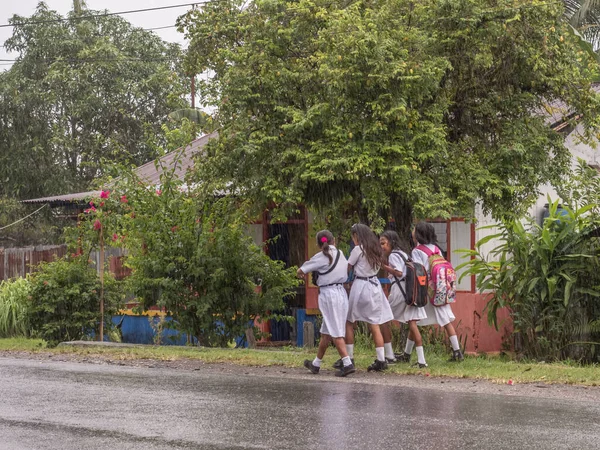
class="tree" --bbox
[565,0,600,50]
[0,2,189,200]
[178,0,600,237]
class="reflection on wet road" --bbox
[0,358,599,449]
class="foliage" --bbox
[70,139,300,347]
[0,277,32,337]
[0,2,189,200]
[178,0,600,235]
[28,259,123,347]
[458,200,600,361]
[564,0,600,51]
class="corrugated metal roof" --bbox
[21,132,218,205]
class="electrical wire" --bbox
[0,204,49,231]
[0,2,205,28]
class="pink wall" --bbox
[452,292,513,354]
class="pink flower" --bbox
[100,190,110,199]
[85,206,97,214]
[507,379,514,386]
[99,202,105,207]
[112,233,119,242]
[93,219,102,230]
[89,201,95,207]
[120,195,128,203]
[171,226,178,232]
[156,189,162,196]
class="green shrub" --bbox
[29,259,123,347]
[458,200,600,362]
[0,276,31,337]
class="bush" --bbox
[29,259,122,347]
[0,276,31,337]
[459,200,600,362]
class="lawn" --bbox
[0,337,598,386]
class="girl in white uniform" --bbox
[298,230,356,377]
[380,230,428,368]
[345,223,394,372]
[411,222,464,362]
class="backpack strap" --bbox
[390,251,408,299]
[316,248,341,277]
[415,244,439,257]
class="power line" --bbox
[0,204,48,231]
[0,2,205,29]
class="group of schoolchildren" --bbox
[297,222,464,378]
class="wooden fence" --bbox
[0,245,129,280]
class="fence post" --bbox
[303,321,314,348]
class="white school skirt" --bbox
[347,277,394,325]
[417,301,456,327]
[388,282,427,323]
[318,284,349,338]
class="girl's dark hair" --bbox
[381,230,403,252]
[316,230,334,264]
[351,223,382,268]
[427,223,439,247]
[413,221,431,245]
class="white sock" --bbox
[342,356,352,367]
[405,339,415,355]
[384,342,395,359]
[312,357,322,367]
[449,335,460,351]
[375,347,385,362]
[346,344,354,358]
[416,346,426,365]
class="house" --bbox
[23,97,597,352]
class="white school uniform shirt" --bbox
[411,244,438,272]
[347,245,379,277]
[299,246,348,286]
[388,250,407,282]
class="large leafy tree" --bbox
[0,2,189,200]
[178,0,600,236]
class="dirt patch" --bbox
[2,349,600,403]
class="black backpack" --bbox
[311,249,341,286]
[392,251,428,308]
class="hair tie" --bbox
[320,236,328,243]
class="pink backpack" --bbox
[416,245,457,307]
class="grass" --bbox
[1,338,599,386]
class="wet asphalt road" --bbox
[1,358,600,450]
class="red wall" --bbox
[452,292,513,354]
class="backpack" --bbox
[311,249,341,286]
[391,251,428,308]
[416,245,457,307]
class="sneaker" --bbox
[333,358,354,369]
[335,363,356,377]
[450,349,464,362]
[367,359,388,372]
[385,357,397,365]
[412,362,428,369]
[304,359,320,374]
[395,352,411,363]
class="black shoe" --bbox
[367,359,388,372]
[395,352,411,363]
[450,349,464,362]
[412,362,428,369]
[304,359,320,374]
[335,363,356,377]
[385,357,397,365]
[333,358,354,369]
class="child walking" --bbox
[343,223,394,372]
[298,230,356,377]
[411,222,464,362]
[380,230,428,368]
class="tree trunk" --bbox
[389,193,414,252]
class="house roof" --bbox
[543,83,600,129]
[21,132,218,206]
